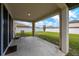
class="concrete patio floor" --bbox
[6,37,65,56]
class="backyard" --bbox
[16,32,79,56]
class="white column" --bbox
[13,20,16,38]
[59,8,69,53]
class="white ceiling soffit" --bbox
[5,3,67,22]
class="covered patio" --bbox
[6,37,65,56]
[0,3,79,56]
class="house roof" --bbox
[66,3,79,10]
[69,20,79,23]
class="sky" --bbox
[16,7,79,27]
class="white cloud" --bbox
[35,21,45,27]
[69,11,77,18]
[46,22,53,27]
[51,15,59,27]
[51,15,59,22]
[69,17,74,21]
[69,11,78,21]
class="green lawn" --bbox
[16,32,79,56]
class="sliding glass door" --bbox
[0,3,1,55]
[3,5,8,52]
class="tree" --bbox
[43,25,46,32]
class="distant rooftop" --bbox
[69,20,79,23]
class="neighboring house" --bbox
[69,20,79,28]
[15,22,32,28]
[15,22,32,33]
[16,24,32,28]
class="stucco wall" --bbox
[69,23,79,27]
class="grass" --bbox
[16,32,79,56]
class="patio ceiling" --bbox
[4,3,62,22]
[4,3,79,22]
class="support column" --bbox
[32,21,35,36]
[13,20,16,38]
[59,8,69,53]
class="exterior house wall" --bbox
[69,23,79,27]
[0,4,13,56]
